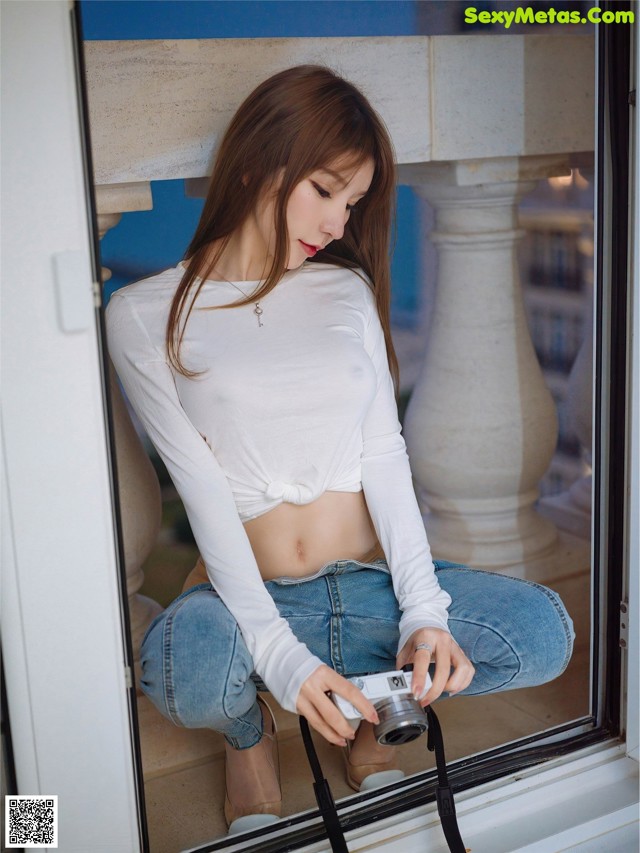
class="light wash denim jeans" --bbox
[139,559,575,749]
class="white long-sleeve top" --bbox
[105,261,451,713]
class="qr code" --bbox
[5,796,58,848]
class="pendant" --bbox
[254,302,264,327]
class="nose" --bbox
[322,207,348,242]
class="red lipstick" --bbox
[299,240,319,257]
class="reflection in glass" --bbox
[84,4,595,850]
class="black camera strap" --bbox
[425,706,466,853]
[299,706,466,853]
[299,715,349,852]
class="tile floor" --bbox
[138,546,591,853]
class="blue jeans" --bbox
[139,559,575,749]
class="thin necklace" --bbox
[213,269,264,328]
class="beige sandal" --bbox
[224,696,281,826]
[342,737,400,792]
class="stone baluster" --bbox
[540,214,594,540]
[96,183,163,688]
[400,156,571,574]
[97,211,122,240]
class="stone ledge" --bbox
[85,33,594,186]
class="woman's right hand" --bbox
[296,664,379,746]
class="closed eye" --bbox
[311,181,358,212]
[312,181,331,199]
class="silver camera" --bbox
[331,669,431,745]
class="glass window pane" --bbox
[84,4,617,850]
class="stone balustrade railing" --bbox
[84,34,595,672]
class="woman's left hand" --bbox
[396,627,474,706]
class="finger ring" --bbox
[415,643,433,654]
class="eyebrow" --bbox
[318,168,369,198]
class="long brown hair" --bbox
[166,64,399,389]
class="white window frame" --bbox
[1,2,142,850]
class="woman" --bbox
[106,65,574,831]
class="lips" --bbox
[299,240,320,257]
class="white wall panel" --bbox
[1,2,140,850]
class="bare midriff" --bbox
[181,490,384,591]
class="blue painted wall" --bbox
[82,0,422,324]
[80,1,420,40]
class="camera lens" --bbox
[373,694,428,745]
